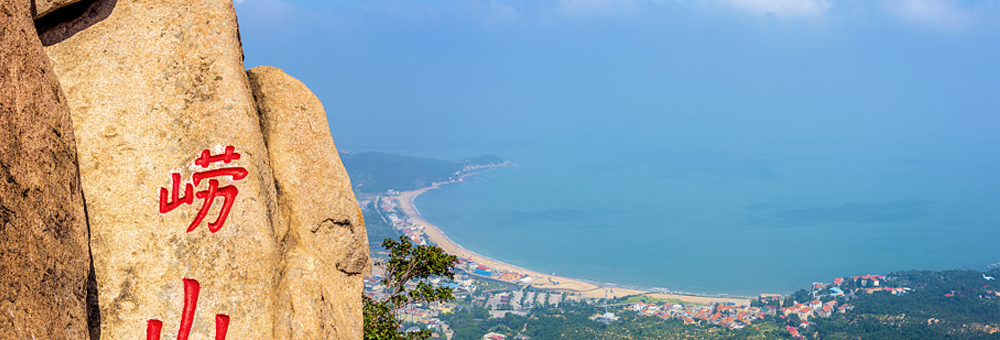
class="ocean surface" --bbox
[412,145,1000,297]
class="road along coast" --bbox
[394,183,750,306]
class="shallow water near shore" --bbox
[413,146,999,297]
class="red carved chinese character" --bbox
[145,278,230,340]
[145,319,162,340]
[194,145,241,168]
[159,173,193,214]
[157,146,248,233]
[188,168,248,233]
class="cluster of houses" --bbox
[358,195,432,246]
[624,300,774,329]
[612,274,915,338]
[384,213,430,246]
[847,274,912,295]
[779,299,851,322]
[818,275,911,297]
[777,274,913,338]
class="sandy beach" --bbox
[394,184,750,306]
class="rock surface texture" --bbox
[41,1,286,339]
[0,0,93,339]
[248,66,370,340]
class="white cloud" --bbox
[723,0,832,17]
[883,0,976,29]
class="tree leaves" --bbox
[364,236,459,340]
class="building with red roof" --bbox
[818,305,833,317]
[797,307,813,320]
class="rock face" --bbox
[0,0,93,339]
[41,1,286,339]
[248,66,370,340]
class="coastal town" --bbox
[365,261,918,340]
[359,190,956,340]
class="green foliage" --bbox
[364,236,459,340]
[471,306,489,320]
[621,295,666,304]
[785,289,811,307]
[440,307,516,340]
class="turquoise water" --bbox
[414,146,999,297]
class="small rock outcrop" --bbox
[41,1,286,339]
[0,0,93,339]
[248,66,370,340]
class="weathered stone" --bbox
[248,66,370,340]
[41,1,285,339]
[31,0,85,19]
[0,0,93,339]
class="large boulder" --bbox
[40,1,285,339]
[0,0,93,339]
[248,66,370,340]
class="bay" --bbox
[413,144,1000,297]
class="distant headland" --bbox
[339,151,512,193]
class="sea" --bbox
[410,143,999,297]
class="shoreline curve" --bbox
[394,182,751,306]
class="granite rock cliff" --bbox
[0,0,368,339]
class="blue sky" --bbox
[233,0,998,163]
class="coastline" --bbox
[395,182,751,306]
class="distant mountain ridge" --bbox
[339,151,506,193]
